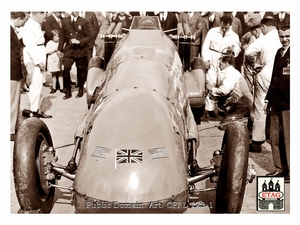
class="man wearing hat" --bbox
[244,16,281,153]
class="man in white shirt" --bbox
[202,15,241,118]
[241,13,263,94]
[207,49,252,130]
[244,16,281,152]
[21,12,52,118]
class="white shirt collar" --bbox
[10,21,16,30]
[283,45,290,52]
[209,13,215,22]
[52,13,60,22]
[71,15,78,21]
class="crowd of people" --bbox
[10,11,290,181]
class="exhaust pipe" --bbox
[188,170,216,184]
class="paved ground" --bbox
[10,78,290,215]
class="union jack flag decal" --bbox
[116,149,143,164]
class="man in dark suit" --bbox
[129,11,155,18]
[223,12,243,38]
[264,25,290,182]
[42,12,63,44]
[199,12,221,57]
[274,12,290,30]
[223,12,243,71]
[80,11,100,62]
[159,11,178,35]
[178,12,204,66]
[10,12,27,141]
[58,11,91,99]
[205,12,221,30]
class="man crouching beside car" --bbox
[206,49,253,131]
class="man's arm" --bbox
[211,72,239,97]
[78,20,91,47]
[231,33,241,57]
[194,16,203,41]
[244,37,262,59]
[42,16,53,42]
[21,24,44,66]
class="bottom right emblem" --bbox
[257,176,285,211]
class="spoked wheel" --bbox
[215,121,249,213]
[13,117,56,213]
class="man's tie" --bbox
[57,18,62,27]
[279,47,285,57]
[279,12,284,21]
[161,13,165,23]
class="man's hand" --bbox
[208,90,217,101]
[70,38,80,45]
[204,60,210,70]
[56,51,64,58]
[254,63,263,73]
[263,102,269,114]
[223,90,241,107]
[38,63,46,71]
[206,82,213,91]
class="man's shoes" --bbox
[285,175,290,183]
[249,143,262,153]
[36,110,52,118]
[63,93,72,100]
[266,171,290,183]
[22,109,52,118]
[43,82,51,87]
[76,89,84,98]
[266,171,285,177]
[60,89,65,93]
[207,110,217,118]
[22,109,35,118]
[50,89,57,94]
[70,81,76,85]
[63,89,72,100]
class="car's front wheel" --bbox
[13,117,56,213]
[215,120,249,213]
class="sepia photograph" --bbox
[6,0,296,224]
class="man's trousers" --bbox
[63,56,88,90]
[270,110,290,174]
[251,81,267,142]
[10,80,21,134]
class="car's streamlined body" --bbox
[13,16,255,214]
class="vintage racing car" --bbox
[13,16,255,214]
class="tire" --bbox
[191,106,205,125]
[215,121,249,213]
[13,118,55,213]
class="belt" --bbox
[37,44,44,46]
